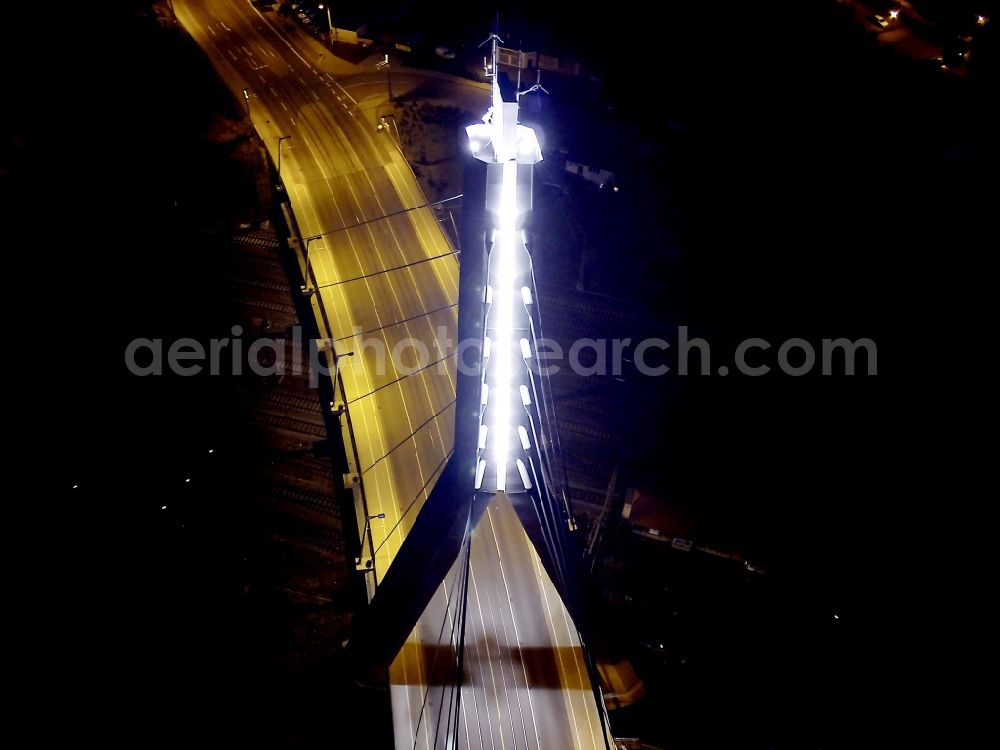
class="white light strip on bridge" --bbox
[519,384,532,407]
[475,459,487,490]
[517,425,531,451]
[490,160,520,493]
[516,459,532,489]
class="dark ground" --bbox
[11,4,389,748]
[8,0,995,747]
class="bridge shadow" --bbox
[390,640,589,691]
[391,642,458,685]
[513,645,590,690]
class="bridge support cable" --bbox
[577,625,617,750]
[519,285,573,536]
[517,356,575,595]
[331,302,457,344]
[526,260,574,520]
[346,164,486,683]
[347,461,487,684]
[371,450,452,561]
[410,527,471,750]
[307,193,464,242]
[348,351,457,404]
[464,58,613,749]
[360,398,455,476]
[440,511,474,750]
[312,249,460,291]
[523,452,571,592]
[352,55,616,750]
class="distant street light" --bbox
[318,3,337,44]
[300,234,322,295]
[356,512,386,569]
[376,54,393,101]
[377,113,401,143]
[276,134,292,189]
[889,9,899,20]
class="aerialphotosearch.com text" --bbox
[125,325,877,386]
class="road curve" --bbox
[175,2,611,747]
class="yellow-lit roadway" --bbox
[175,2,611,747]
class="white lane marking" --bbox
[489,509,543,750]
[279,101,288,111]
[221,21,231,32]
[285,122,401,556]
[477,505,523,749]
[318,109,454,510]
[269,85,277,96]
[227,49,238,61]
[385,162,459,303]
[245,0,316,73]
[298,75,308,85]
[237,0,450,578]
[533,543,600,749]
[183,8,463,741]
[290,116,296,126]
[333,171,443,500]
[207,24,217,37]
[467,555,502,748]
[354,169,458,417]
[317,236,418,553]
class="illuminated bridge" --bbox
[176,2,614,747]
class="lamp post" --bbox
[300,234,322,295]
[318,3,336,44]
[356,512,385,569]
[377,113,401,143]
[276,134,292,187]
[375,54,393,101]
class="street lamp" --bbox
[376,54,393,101]
[300,234,322,295]
[318,3,336,44]
[356,512,385,569]
[276,134,292,189]
[377,113,401,144]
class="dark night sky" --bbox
[11,0,995,746]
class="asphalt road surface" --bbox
[176,2,610,746]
